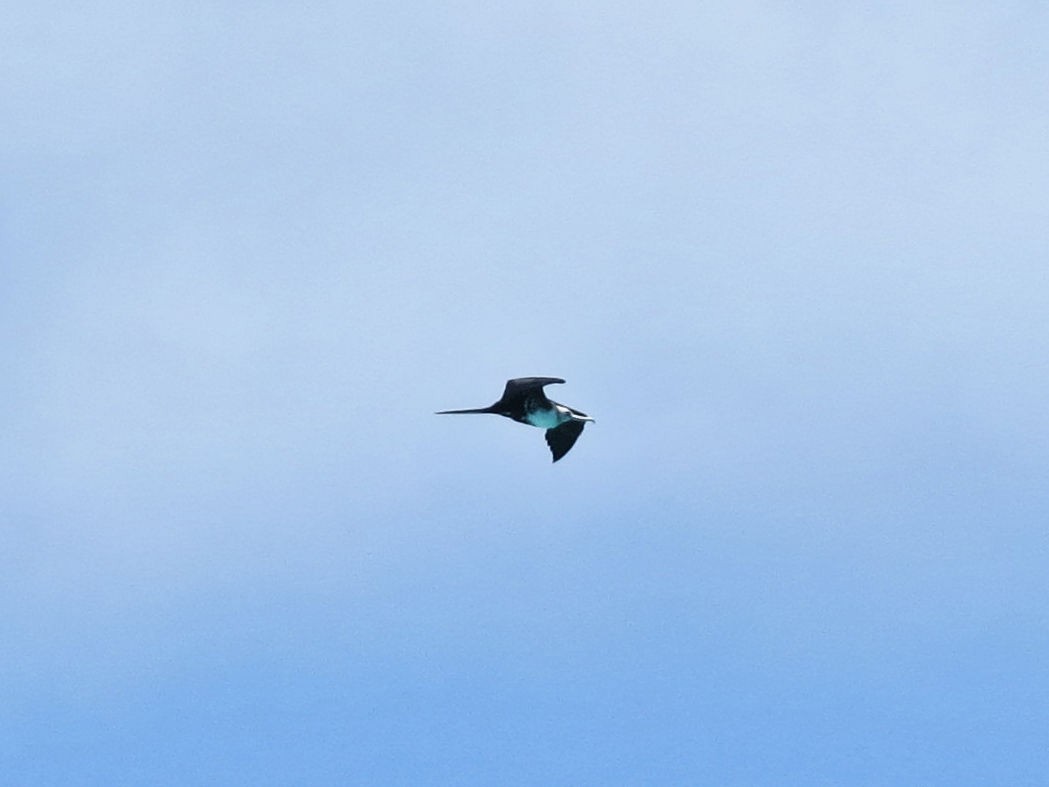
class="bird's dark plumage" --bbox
[436,377,593,462]
[544,420,585,463]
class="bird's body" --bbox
[436,377,594,462]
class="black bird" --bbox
[436,377,594,462]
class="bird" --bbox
[436,377,594,462]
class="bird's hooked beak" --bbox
[571,413,596,423]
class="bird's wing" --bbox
[502,377,565,399]
[544,420,585,462]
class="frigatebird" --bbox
[436,377,594,462]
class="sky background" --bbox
[4,3,1049,784]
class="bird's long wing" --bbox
[544,420,585,462]
[502,377,565,399]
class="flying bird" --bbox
[436,377,594,462]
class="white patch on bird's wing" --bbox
[524,407,568,429]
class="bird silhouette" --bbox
[436,377,594,462]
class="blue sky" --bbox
[4,3,1049,784]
